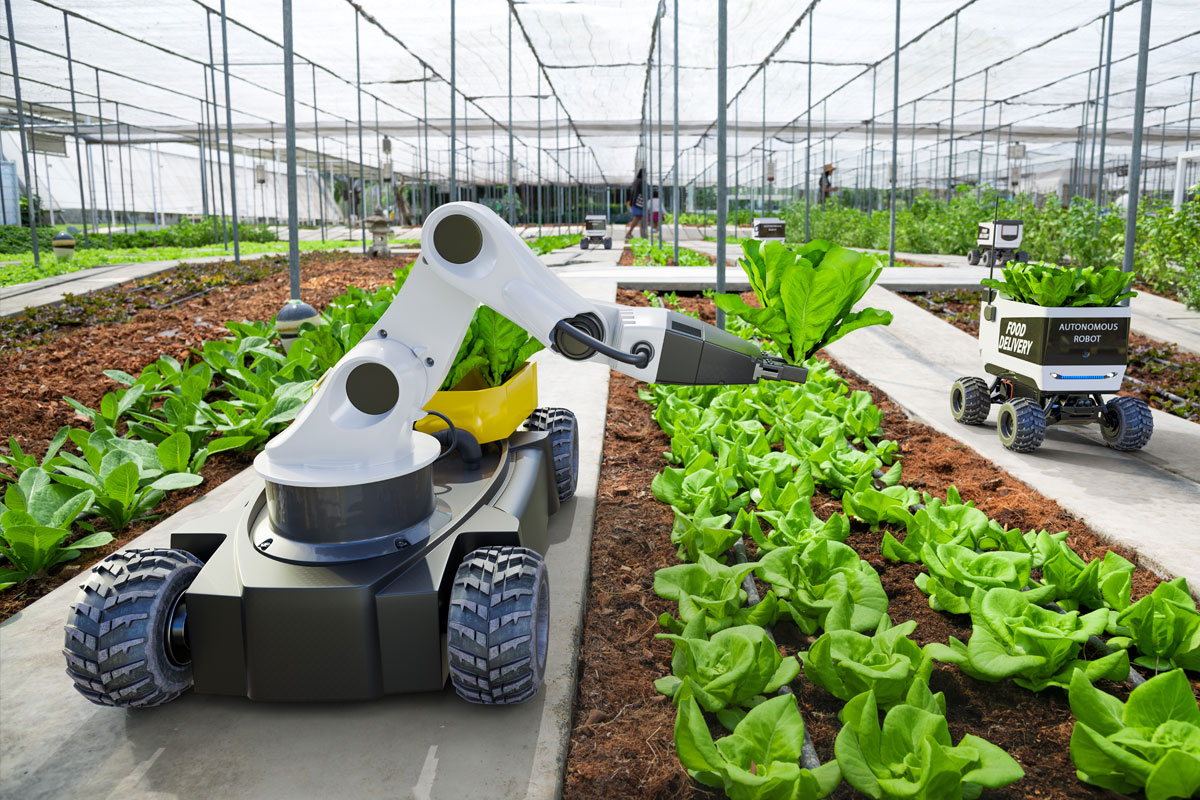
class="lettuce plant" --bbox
[739,504,849,555]
[1035,532,1134,614]
[675,685,842,800]
[651,463,748,517]
[981,261,1136,307]
[1068,667,1200,799]
[881,487,1000,563]
[440,306,543,390]
[670,499,741,563]
[654,616,800,715]
[713,239,892,365]
[1,425,70,481]
[799,618,939,711]
[914,542,1054,615]
[841,479,919,530]
[0,468,111,589]
[1111,578,1200,672]
[655,552,778,635]
[926,587,1129,691]
[755,541,887,635]
[834,681,1024,799]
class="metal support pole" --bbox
[657,6,664,248]
[537,70,542,237]
[993,103,1003,194]
[423,73,430,221]
[114,104,128,232]
[647,48,653,240]
[716,0,728,329]
[673,0,679,263]
[507,7,515,226]
[5,0,38,263]
[272,121,280,230]
[202,67,218,240]
[206,24,228,247]
[1186,73,1195,151]
[805,14,812,239]
[1096,0,1116,207]
[449,0,456,200]
[947,13,958,202]
[199,121,209,219]
[910,101,918,204]
[977,68,988,196]
[868,66,876,219]
[95,70,113,246]
[219,0,240,262]
[283,0,301,298]
[733,97,738,238]
[762,67,767,217]
[888,0,899,268]
[149,142,160,229]
[63,12,89,245]
[1123,0,1152,274]
[354,11,366,251]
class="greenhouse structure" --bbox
[1,1,1199,799]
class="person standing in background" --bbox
[648,189,662,234]
[624,168,646,239]
[819,163,837,206]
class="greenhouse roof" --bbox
[2,0,1198,189]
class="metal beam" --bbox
[1123,0,1153,274]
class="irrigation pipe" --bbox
[730,537,823,771]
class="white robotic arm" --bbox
[255,202,804,488]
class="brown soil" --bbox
[902,288,1200,422]
[0,251,415,620]
[563,288,1180,800]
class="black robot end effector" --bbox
[655,310,807,386]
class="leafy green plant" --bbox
[675,686,842,800]
[880,487,1001,563]
[1067,667,1200,799]
[655,615,801,719]
[1,426,70,481]
[841,479,919,530]
[53,433,203,529]
[654,552,778,635]
[755,540,888,635]
[441,306,542,390]
[800,618,938,711]
[1110,578,1200,672]
[739,503,849,554]
[0,468,111,589]
[64,384,146,433]
[981,261,1136,307]
[926,587,1129,691]
[670,499,741,562]
[914,542,1054,615]
[713,239,892,365]
[1034,532,1134,615]
[834,681,1024,799]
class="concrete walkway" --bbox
[0,257,621,799]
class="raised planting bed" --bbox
[903,288,1200,422]
[619,238,716,267]
[0,251,416,619]
[562,287,1199,800]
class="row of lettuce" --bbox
[641,344,1200,800]
[637,247,1198,798]
[0,251,550,591]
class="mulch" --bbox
[562,288,1185,800]
[0,251,415,620]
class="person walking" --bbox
[624,167,646,239]
[819,163,837,206]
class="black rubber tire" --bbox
[1101,396,1154,451]
[950,377,991,425]
[63,548,203,707]
[967,249,981,266]
[1016,250,1030,263]
[580,239,588,250]
[447,546,549,705]
[983,249,997,268]
[527,407,579,502]
[997,397,1046,453]
[604,237,612,250]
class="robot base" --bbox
[64,420,577,706]
[949,373,1153,454]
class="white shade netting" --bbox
[0,0,1195,217]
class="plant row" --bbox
[627,237,713,267]
[639,292,1200,799]
[781,186,1200,311]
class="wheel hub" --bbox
[165,594,191,667]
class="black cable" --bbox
[553,319,652,368]
[424,410,459,461]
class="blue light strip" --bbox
[1056,375,1107,380]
